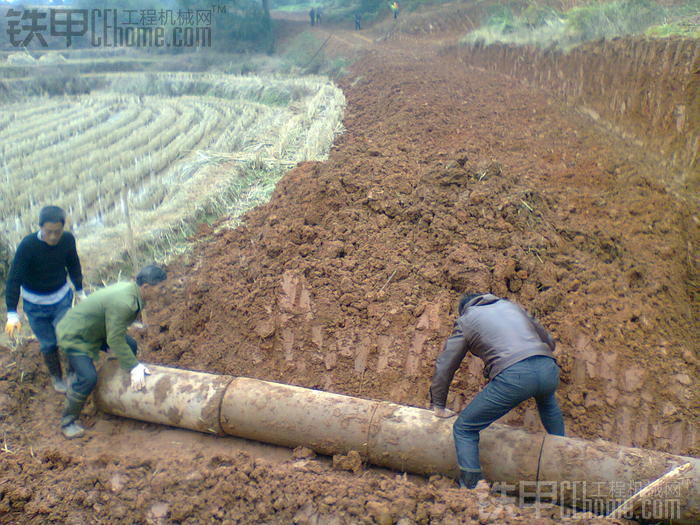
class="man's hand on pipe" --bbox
[130,363,151,391]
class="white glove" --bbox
[5,312,22,338]
[129,363,151,391]
[73,290,87,306]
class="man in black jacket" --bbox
[5,206,85,393]
[430,293,565,489]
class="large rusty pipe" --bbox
[94,360,232,435]
[95,361,698,524]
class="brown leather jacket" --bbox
[429,294,556,409]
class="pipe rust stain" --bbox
[165,406,183,425]
[200,393,223,435]
[154,375,173,405]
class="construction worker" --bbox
[56,264,166,439]
[390,1,399,19]
[430,293,565,489]
[5,205,85,393]
[309,7,316,26]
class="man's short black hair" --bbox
[459,293,484,314]
[136,264,167,286]
[39,206,66,226]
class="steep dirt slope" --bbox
[141,41,697,456]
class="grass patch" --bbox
[281,31,351,76]
[274,3,318,13]
[645,22,700,37]
[645,12,700,37]
[463,0,700,50]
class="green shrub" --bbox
[565,0,668,41]
[486,6,517,34]
[523,5,561,28]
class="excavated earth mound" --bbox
[0,16,697,525]
[144,44,697,454]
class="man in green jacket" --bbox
[56,264,167,439]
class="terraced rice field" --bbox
[1,72,345,268]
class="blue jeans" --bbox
[23,291,73,355]
[67,335,138,398]
[63,336,138,427]
[453,355,565,473]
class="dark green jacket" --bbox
[56,281,142,370]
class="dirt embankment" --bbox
[378,2,699,190]
[452,38,700,193]
[139,40,698,457]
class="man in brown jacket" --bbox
[430,293,565,489]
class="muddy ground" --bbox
[0,6,697,525]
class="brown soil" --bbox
[0,7,697,525]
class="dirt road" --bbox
[0,10,696,525]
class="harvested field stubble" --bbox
[0,72,344,275]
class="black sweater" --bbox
[5,231,83,312]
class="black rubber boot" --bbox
[458,469,483,489]
[60,390,87,439]
[43,351,67,393]
[61,420,85,439]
